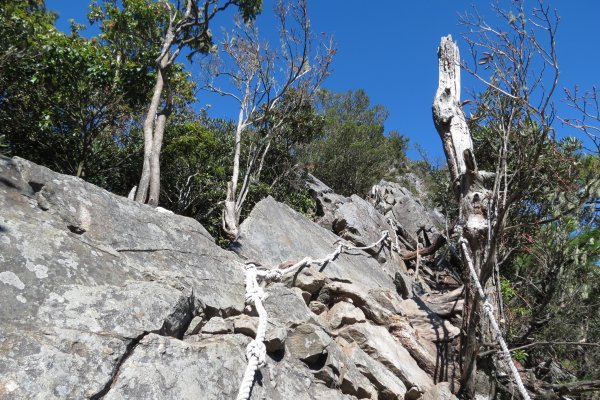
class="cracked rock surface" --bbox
[1,156,463,399]
[0,157,244,399]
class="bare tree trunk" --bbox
[433,35,497,399]
[209,0,332,240]
[147,109,167,206]
[432,36,473,186]
[76,161,84,178]
[135,67,165,203]
[135,19,174,205]
[223,182,239,238]
[222,106,246,239]
[127,186,137,200]
[147,66,172,207]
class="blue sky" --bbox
[47,0,600,162]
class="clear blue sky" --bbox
[47,0,600,162]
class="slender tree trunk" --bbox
[136,23,174,205]
[148,109,167,206]
[147,66,172,207]
[237,138,271,211]
[135,67,165,203]
[76,161,84,178]
[223,105,246,239]
[76,131,91,178]
[433,35,497,399]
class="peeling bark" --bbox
[432,36,474,188]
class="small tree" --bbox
[201,0,333,239]
[91,0,261,206]
[300,89,408,196]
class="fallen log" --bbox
[400,234,446,261]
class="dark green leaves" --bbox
[299,89,408,196]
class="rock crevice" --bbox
[89,331,150,400]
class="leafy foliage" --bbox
[88,0,197,109]
[89,0,261,206]
[468,91,600,382]
[0,0,155,184]
[299,89,408,196]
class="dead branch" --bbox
[400,234,447,261]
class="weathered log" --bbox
[432,36,474,187]
[541,380,600,396]
[400,234,446,261]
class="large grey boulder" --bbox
[338,322,433,394]
[332,194,395,263]
[304,173,349,231]
[0,157,356,399]
[0,325,127,399]
[103,333,251,399]
[0,157,248,399]
[231,196,397,292]
[286,323,331,364]
[306,175,401,268]
[338,338,408,399]
[325,300,366,329]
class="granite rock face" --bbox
[1,157,463,399]
[332,194,395,263]
[0,157,248,399]
[368,180,444,244]
[230,195,399,292]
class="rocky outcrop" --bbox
[232,194,463,395]
[368,180,445,256]
[0,157,249,399]
[306,174,396,264]
[305,173,348,232]
[1,156,463,399]
[231,195,399,291]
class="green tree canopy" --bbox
[300,89,408,196]
[0,1,156,184]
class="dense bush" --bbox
[299,89,408,196]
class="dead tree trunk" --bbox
[432,35,498,399]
